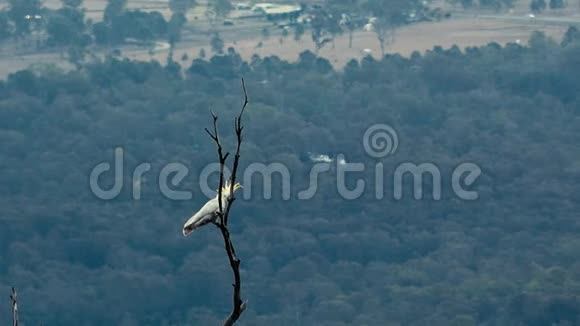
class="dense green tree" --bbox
[479,0,515,10]
[7,0,43,36]
[361,0,419,24]
[61,0,83,8]
[549,0,566,9]
[561,26,580,47]
[118,10,167,41]
[92,21,115,44]
[309,9,338,53]
[204,0,232,26]
[166,0,195,49]
[530,0,547,12]
[103,0,126,23]
[95,9,168,45]
[461,0,476,7]
[360,0,422,55]
[169,0,196,14]
[45,4,87,46]
[207,0,233,19]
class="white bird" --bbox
[182,181,242,236]
[363,23,374,32]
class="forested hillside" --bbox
[1,29,580,325]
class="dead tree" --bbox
[10,287,18,326]
[204,79,248,326]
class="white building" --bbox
[251,3,302,21]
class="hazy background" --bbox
[0,0,580,324]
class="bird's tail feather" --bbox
[182,216,214,236]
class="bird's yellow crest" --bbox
[219,181,242,196]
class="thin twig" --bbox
[224,78,248,226]
[10,287,18,326]
[206,110,229,219]
[205,79,249,326]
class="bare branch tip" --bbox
[204,128,217,141]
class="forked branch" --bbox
[207,79,249,326]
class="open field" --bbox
[122,16,572,68]
[0,1,578,77]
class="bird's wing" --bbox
[182,198,220,236]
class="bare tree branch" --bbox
[224,79,248,226]
[206,110,229,218]
[206,79,249,326]
[10,287,18,326]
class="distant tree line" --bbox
[447,0,516,10]
[530,0,567,13]
[446,0,568,12]
[0,0,226,51]
[299,0,452,56]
